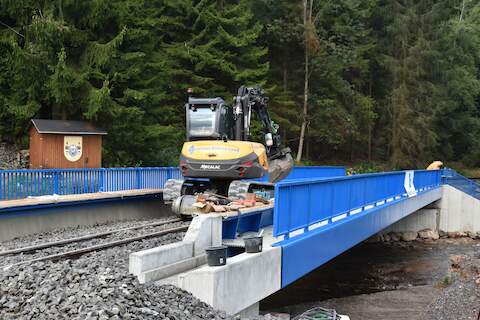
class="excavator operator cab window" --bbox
[188,106,218,138]
[186,98,233,141]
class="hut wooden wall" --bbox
[29,127,43,169]
[29,128,102,169]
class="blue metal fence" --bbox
[0,167,181,201]
[273,169,442,239]
[0,165,345,201]
[256,166,346,182]
[283,166,346,180]
[442,168,480,200]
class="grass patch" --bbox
[435,275,453,288]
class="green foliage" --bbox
[0,0,479,169]
[437,275,452,288]
[0,0,267,166]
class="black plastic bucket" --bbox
[205,246,228,266]
[244,236,263,253]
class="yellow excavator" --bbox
[164,85,294,217]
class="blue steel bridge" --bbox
[0,166,475,288]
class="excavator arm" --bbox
[233,85,294,182]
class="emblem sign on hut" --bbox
[64,136,83,162]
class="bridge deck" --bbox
[0,189,163,211]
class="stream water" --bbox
[261,238,480,311]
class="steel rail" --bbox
[0,218,181,256]
[2,225,188,270]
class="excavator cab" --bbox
[186,98,234,141]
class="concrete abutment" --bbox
[384,185,480,235]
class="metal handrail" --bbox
[273,169,442,238]
[0,165,347,201]
[442,168,480,200]
[0,167,181,201]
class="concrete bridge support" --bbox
[385,185,480,234]
[178,242,281,316]
[129,214,222,284]
[129,213,281,316]
[0,194,168,241]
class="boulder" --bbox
[365,233,383,243]
[466,231,476,239]
[447,231,467,238]
[390,232,401,242]
[263,313,291,320]
[401,231,418,242]
[449,254,465,268]
[418,229,439,240]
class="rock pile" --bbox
[0,217,177,252]
[424,253,480,319]
[367,229,480,243]
[0,143,28,169]
[1,219,187,268]
[0,231,231,320]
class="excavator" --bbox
[163,85,294,217]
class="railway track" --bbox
[1,218,188,270]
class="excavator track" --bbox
[165,179,274,202]
[227,180,274,199]
[163,178,212,204]
[164,178,274,217]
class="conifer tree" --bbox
[380,0,440,168]
[1,0,480,168]
[433,1,480,165]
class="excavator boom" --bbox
[233,86,294,182]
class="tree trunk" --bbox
[368,125,372,161]
[296,0,310,163]
[459,0,465,21]
[368,75,373,162]
[350,132,354,161]
[306,135,310,160]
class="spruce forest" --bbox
[0,0,479,169]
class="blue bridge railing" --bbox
[0,167,181,201]
[0,166,346,201]
[442,168,480,200]
[273,169,442,240]
[256,166,346,182]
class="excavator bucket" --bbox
[268,152,294,183]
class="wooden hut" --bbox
[29,119,107,169]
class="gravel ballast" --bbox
[0,218,230,319]
[0,218,187,268]
[0,217,179,252]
